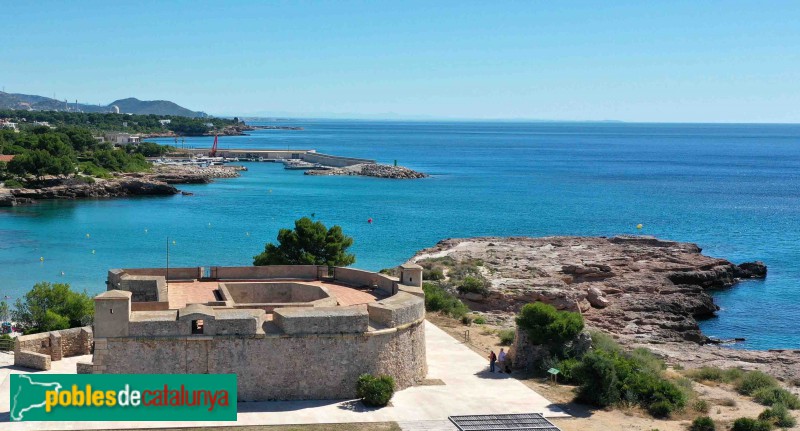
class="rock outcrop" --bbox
[411,236,766,344]
[305,163,428,179]
[9,178,178,201]
[411,236,800,382]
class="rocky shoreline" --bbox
[0,165,241,206]
[410,236,800,382]
[305,163,428,179]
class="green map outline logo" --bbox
[10,374,237,422]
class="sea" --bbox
[1,120,798,350]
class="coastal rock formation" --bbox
[8,178,178,201]
[411,236,800,382]
[412,236,765,344]
[305,163,428,179]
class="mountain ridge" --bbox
[0,92,207,118]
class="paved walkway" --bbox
[0,322,565,430]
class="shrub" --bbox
[574,350,622,407]
[74,175,95,184]
[423,267,444,281]
[752,386,800,409]
[719,398,737,407]
[498,329,515,346]
[647,400,676,418]
[473,316,486,325]
[590,330,622,353]
[356,374,395,407]
[690,416,716,431]
[516,302,584,346]
[12,282,94,334]
[2,178,25,188]
[693,399,710,413]
[422,283,469,318]
[759,404,797,428]
[557,358,582,384]
[457,276,489,296]
[629,347,667,375]
[461,315,473,325]
[0,333,13,351]
[731,417,772,431]
[737,371,778,396]
[687,366,745,383]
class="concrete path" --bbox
[0,321,565,430]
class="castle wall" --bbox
[213,265,318,280]
[14,326,93,370]
[93,320,426,401]
[334,267,397,294]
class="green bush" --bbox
[590,330,622,353]
[423,267,444,281]
[473,316,486,325]
[2,178,25,188]
[737,371,778,396]
[759,404,797,428]
[78,161,111,178]
[461,315,473,325]
[356,374,395,407]
[498,329,515,346]
[516,302,584,346]
[731,417,772,431]
[74,175,95,184]
[687,366,744,383]
[557,358,582,384]
[0,333,13,351]
[752,386,800,409]
[457,276,489,296]
[693,399,710,413]
[422,283,469,318]
[690,416,716,431]
[574,348,686,417]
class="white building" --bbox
[159,119,172,125]
[32,121,51,127]
[0,121,18,131]
[104,133,141,146]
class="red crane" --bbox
[209,135,219,157]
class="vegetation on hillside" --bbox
[253,217,356,267]
[0,127,172,185]
[12,282,94,334]
[0,110,233,135]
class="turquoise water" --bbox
[1,121,799,349]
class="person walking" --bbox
[498,348,506,373]
[488,350,497,372]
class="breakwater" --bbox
[184,148,375,167]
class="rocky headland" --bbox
[305,163,428,179]
[0,165,241,206]
[411,236,800,382]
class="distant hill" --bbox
[108,98,207,117]
[0,92,207,118]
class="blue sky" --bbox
[1,1,798,122]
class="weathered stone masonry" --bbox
[86,264,427,401]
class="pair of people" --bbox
[488,348,507,373]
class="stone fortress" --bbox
[82,264,427,401]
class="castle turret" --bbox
[93,290,131,337]
[399,263,423,288]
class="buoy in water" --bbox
[172,240,176,245]
[92,250,96,254]
[40,257,44,262]
[144,228,148,233]
[367,218,373,224]
[636,224,643,229]
[60,271,65,276]
[86,233,90,238]
[246,232,250,236]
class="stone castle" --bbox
[80,264,427,401]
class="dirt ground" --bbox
[427,313,800,431]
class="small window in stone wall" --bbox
[192,320,204,335]
[110,308,113,314]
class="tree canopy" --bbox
[12,282,94,334]
[516,302,584,346]
[253,217,356,267]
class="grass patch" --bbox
[686,366,744,383]
[693,399,710,413]
[752,386,800,409]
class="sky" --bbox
[1,1,798,122]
